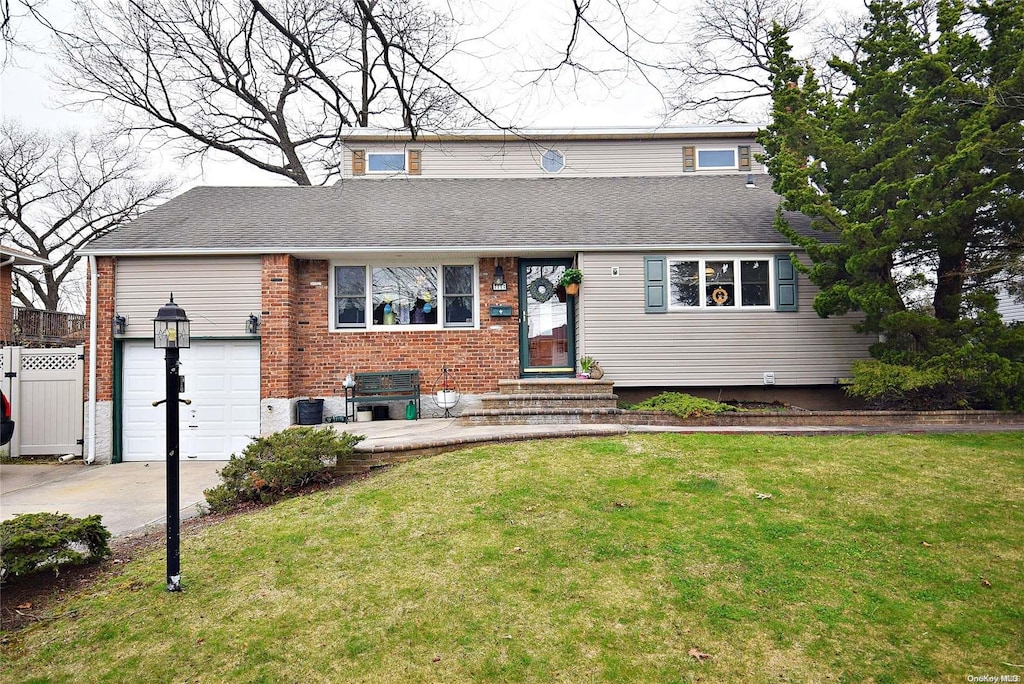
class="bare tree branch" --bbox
[50,0,490,185]
[1,120,174,312]
[665,0,820,122]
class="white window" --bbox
[332,263,477,330]
[541,149,565,173]
[669,257,772,309]
[335,266,367,328]
[696,148,737,170]
[367,152,407,173]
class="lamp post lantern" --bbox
[153,294,190,592]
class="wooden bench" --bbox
[345,371,421,422]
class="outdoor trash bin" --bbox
[295,398,324,425]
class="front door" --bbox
[519,259,576,376]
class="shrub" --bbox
[629,392,738,418]
[1,512,111,581]
[844,360,953,410]
[204,427,364,512]
[846,352,1024,411]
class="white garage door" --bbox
[122,341,260,461]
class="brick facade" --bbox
[83,257,116,402]
[1,263,11,345]
[261,256,521,397]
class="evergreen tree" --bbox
[760,0,1024,409]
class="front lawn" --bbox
[3,433,1022,682]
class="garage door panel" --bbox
[232,373,260,393]
[194,374,227,392]
[123,341,259,461]
[231,405,259,422]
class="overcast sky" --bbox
[0,0,866,191]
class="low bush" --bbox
[204,427,364,513]
[844,360,953,410]
[846,352,1024,411]
[629,392,738,418]
[0,512,111,581]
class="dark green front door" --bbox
[519,259,576,376]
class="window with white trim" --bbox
[332,263,477,330]
[367,152,407,173]
[335,266,367,327]
[541,149,565,173]
[669,258,772,309]
[696,148,737,170]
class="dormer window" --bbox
[367,152,408,173]
[541,149,565,173]
[696,149,738,170]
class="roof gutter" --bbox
[78,243,801,258]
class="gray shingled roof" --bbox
[82,175,816,254]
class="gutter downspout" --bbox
[0,256,15,268]
[86,255,98,465]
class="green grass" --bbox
[3,433,1023,683]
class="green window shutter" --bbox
[775,255,798,311]
[682,146,695,172]
[738,145,751,171]
[644,257,668,313]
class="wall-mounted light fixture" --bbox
[746,174,756,188]
[492,260,507,291]
[113,314,127,336]
[246,313,260,335]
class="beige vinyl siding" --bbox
[343,139,766,178]
[115,257,262,338]
[577,252,873,387]
[997,288,1024,323]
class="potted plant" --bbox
[578,355,595,378]
[559,268,583,296]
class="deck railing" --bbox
[12,307,87,345]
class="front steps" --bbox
[458,378,624,426]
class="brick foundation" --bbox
[261,256,520,399]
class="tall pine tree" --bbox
[760,0,1024,408]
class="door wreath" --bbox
[711,287,730,305]
[529,276,555,303]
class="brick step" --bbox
[480,393,619,410]
[459,407,625,426]
[497,379,615,396]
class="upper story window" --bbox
[367,152,407,173]
[541,149,565,173]
[669,257,771,309]
[696,149,738,170]
[332,263,477,330]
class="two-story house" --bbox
[79,126,872,463]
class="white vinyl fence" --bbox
[1,346,84,457]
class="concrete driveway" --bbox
[0,461,224,537]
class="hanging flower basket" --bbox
[558,268,583,297]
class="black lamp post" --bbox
[153,294,190,592]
